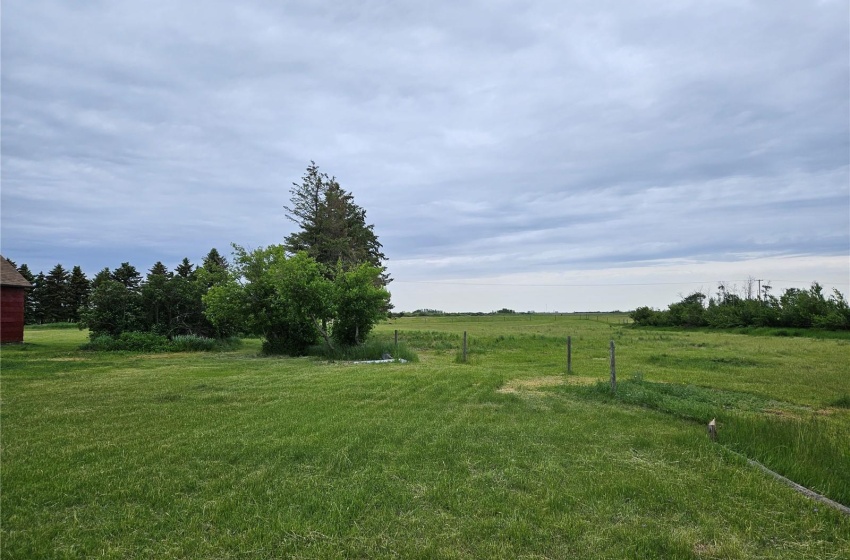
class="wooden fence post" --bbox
[567,336,572,374]
[610,340,616,393]
[462,331,468,363]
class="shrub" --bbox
[81,332,242,353]
[116,332,171,352]
[169,335,216,352]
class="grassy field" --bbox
[2,316,849,559]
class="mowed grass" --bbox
[2,317,849,559]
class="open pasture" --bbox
[2,316,849,559]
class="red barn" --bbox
[1,256,32,343]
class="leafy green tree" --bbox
[80,279,142,337]
[67,266,91,322]
[204,245,318,355]
[269,251,336,349]
[779,283,830,328]
[813,289,850,330]
[205,246,392,354]
[666,292,706,327]
[630,306,667,326]
[634,281,848,330]
[330,262,391,345]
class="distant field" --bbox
[3,316,849,559]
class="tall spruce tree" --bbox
[17,264,37,324]
[284,162,389,285]
[111,262,142,292]
[42,264,71,322]
[202,248,228,271]
[30,272,47,324]
[91,268,112,289]
[67,266,91,322]
[141,261,172,334]
[175,258,196,279]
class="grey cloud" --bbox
[2,0,847,309]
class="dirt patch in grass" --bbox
[563,376,600,386]
[498,375,585,394]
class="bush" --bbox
[82,332,169,352]
[81,332,241,353]
[630,306,668,326]
[170,334,241,352]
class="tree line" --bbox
[9,260,91,325]
[631,282,850,330]
[13,162,393,355]
[12,249,234,336]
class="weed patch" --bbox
[307,339,418,362]
[80,332,241,353]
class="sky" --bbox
[2,0,848,312]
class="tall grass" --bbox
[724,413,850,505]
[307,338,419,362]
[571,377,850,505]
[25,321,80,330]
[81,332,241,352]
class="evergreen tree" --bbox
[16,261,35,325]
[202,248,228,271]
[284,162,389,285]
[15,263,34,283]
[30,272,47,324]
[81,279,142,337]
[149,261,171,277]
[17,264,37,324]
[175,258,196,279]
[141,262,173,334]
[111,262,142,292]
[42,264,71,322]
[91,268,112,290]
[67,266,91,322]
[198,248,230,289]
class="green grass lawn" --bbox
[2,317,849,559]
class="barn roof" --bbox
[0,256,33,288]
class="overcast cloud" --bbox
[2,0,848,311]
